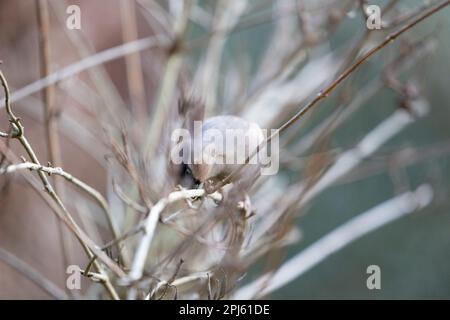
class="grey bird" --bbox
[179,115,265,190]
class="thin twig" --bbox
[101,223,145,251]
[146,271,210,300]
[113,180,148,214]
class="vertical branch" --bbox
[35,0,72,294]
[143,0,193,158]
[36,0,63,184]
[120,0,147,121]
[38,1,126,265]
[197,0,248,113]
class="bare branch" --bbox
[0,160,121,253]
[35,0,71,294]
[0,35,168,109]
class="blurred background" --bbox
[0,0,449,299]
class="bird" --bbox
[178,115,265,191]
